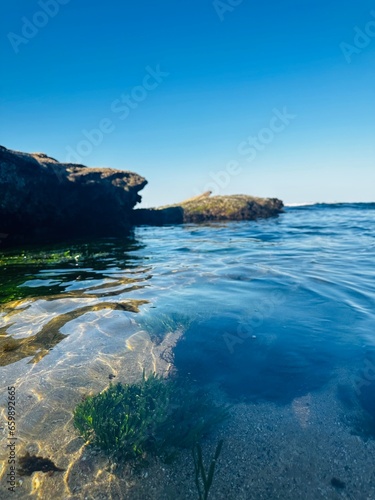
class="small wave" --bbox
[285,202,317,207]
[286,201,375,210]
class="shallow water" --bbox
[0,203,375,498]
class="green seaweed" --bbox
[73,372,228,462]
[193,440,223,500]
[0,249,77,267]
[0,247,76,305]
[73,372,169,460]
[158,381,228,453]
[0,238,146,305]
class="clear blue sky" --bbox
[1,0,374,206]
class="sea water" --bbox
[0,203,374,498]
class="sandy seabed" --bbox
[2,377,375,500]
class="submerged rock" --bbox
[133,193,283,225]
[0,145,147,245]
[18,452,65,476]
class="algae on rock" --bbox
[133,193,283,225]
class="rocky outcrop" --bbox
[0,146,147,245]
[133,194,283,225]
[0,145,284,245]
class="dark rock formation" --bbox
[0,146,147,245]
[18,452,65,476]
[0,145,284,245]
[133,194,283,226]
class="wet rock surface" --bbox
[0,145,147,245]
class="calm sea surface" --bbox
[0,202,375,497]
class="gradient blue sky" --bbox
[1,0,374,206]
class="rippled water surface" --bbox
[1,203,375,498]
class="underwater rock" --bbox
[18,452,65,476]
[133,194,284,225]
[0,145,147,245]
[0,300,147,366]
